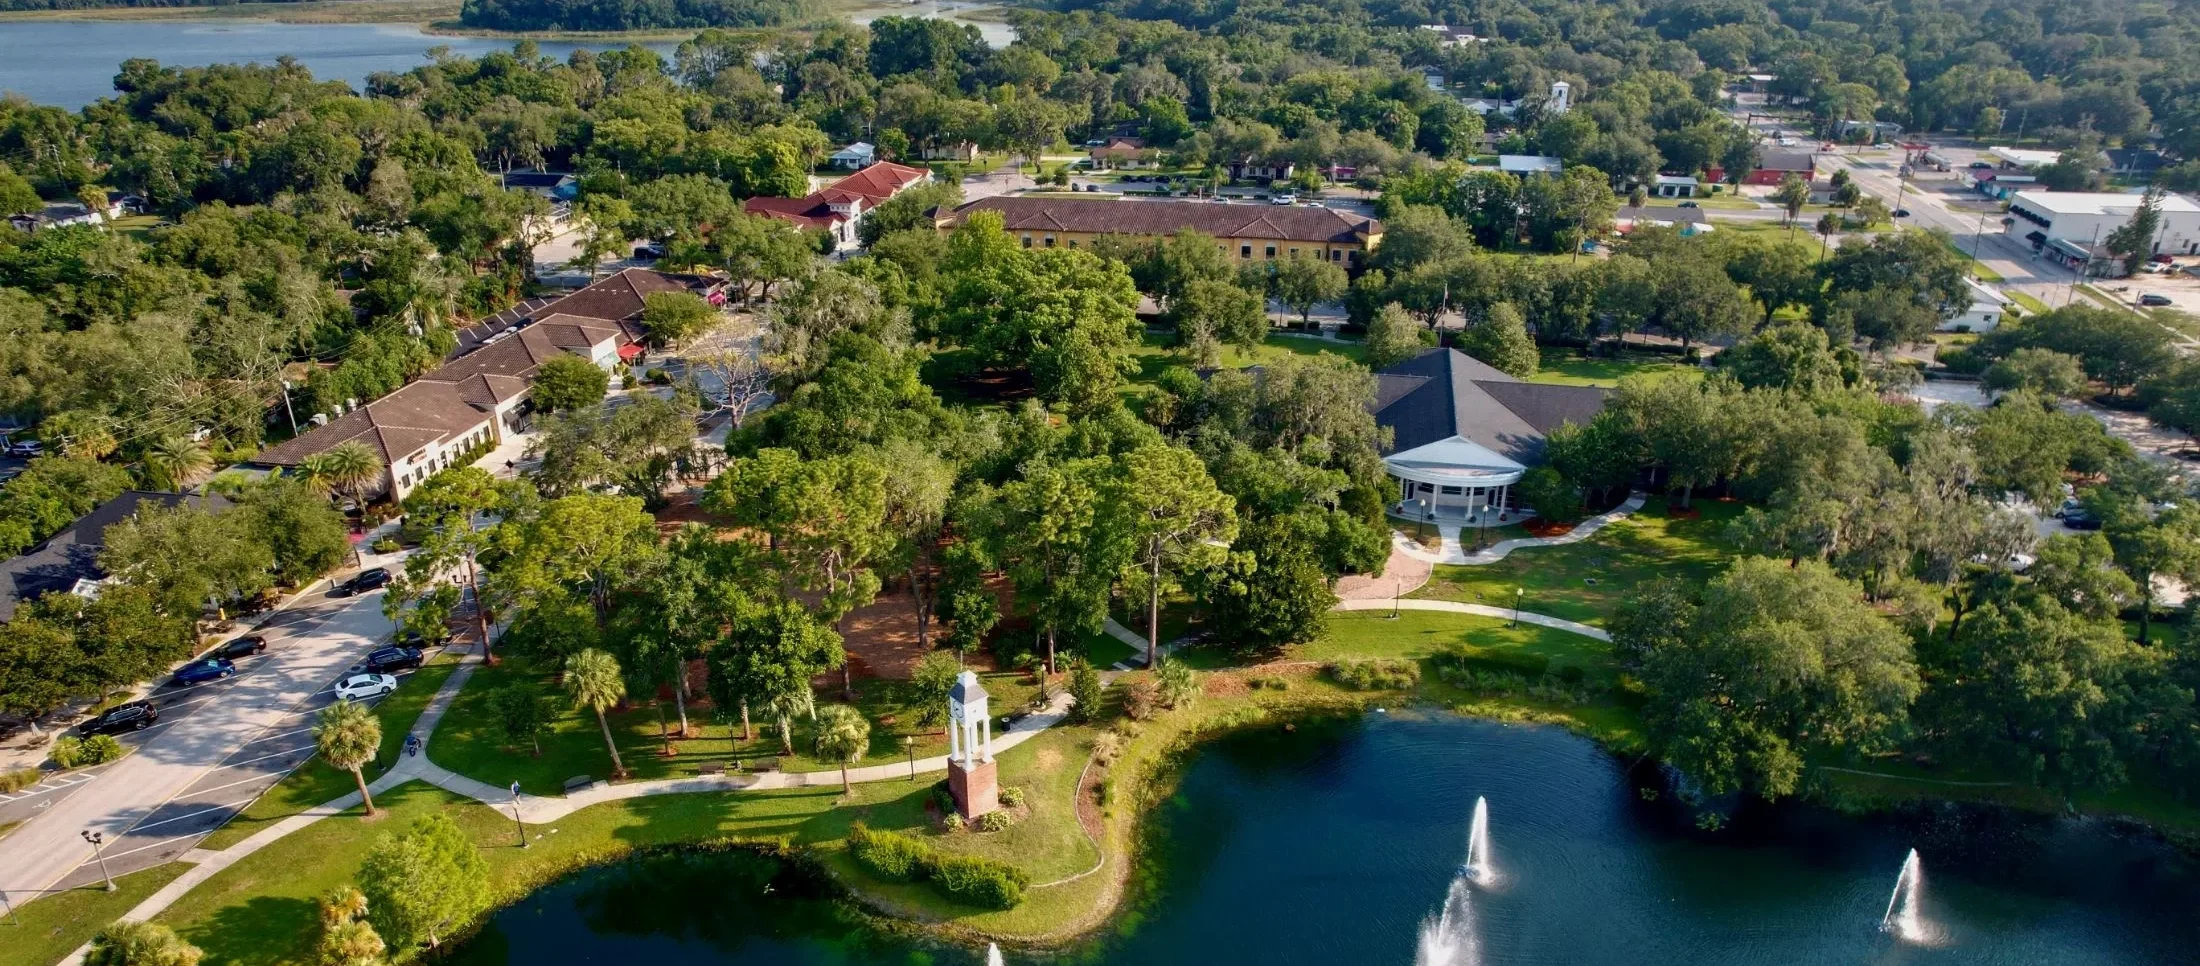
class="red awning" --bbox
[617,343,644,361]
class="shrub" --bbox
[1122,680,1160,721]
[977,810,1014,832]
[82,733,125,764]
[944,813,966,832]
[998,785,1026,807]
[371,536,401,554]
[1156,661,1200,709]
[0,768,40,793]
[647,368,674,385]
[50,735,87,768]
[1066,658,1103,724]
[1326,659,1420,691]
[928,854,1028,910]
[847,823,927,882]
[1092,732,1124,764]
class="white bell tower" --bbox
[945,670,999,818]
[1549,80,1572,114]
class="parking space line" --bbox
[175,771,300,801]
[220,746,318,770]
[77,831,205,864]
[240,727,315,747]
[127,798,259,834]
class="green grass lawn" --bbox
[2009,290,2050,314]
[1642,196,1758,210]
[0,863,190,966]
[153,721,1103,966]
[198,659,463,850]
[1301,611,1614,681]
[427,656,1045,796]
[1529,348,1703,387]
[1412,497,1742,625]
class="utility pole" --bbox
[278,380,300,436]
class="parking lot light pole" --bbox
[81,830,115,892]
[509,781,527,848]
[3,888,21,925]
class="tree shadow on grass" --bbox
[179,894,318,966]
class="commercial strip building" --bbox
[936,196,1385,267]
[252,269,722,501]
[2003,190,2200,266]
[742,160,932,248]
[1373,348,1609,522]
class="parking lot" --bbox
[0,577,419,899]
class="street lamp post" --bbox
[2,888,21,926]
[1511,587,1523,628]
[81,830,115,892]
[509,781,527,849]
[903,735,916,780]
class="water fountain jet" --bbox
[1413,875,1477,966]
[1880,848,1925,943]
[1463,796,1493,884]
[985,942,1004,966]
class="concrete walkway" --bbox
[1393,492,1646,566]
[65,599,1604,964]
[1333,598,1610,641]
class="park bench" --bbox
[750,757,780,773]
[561,774,595,794]
[697,761,725,777]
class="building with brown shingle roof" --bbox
[252,269,722,500]
[936,196,1385,268]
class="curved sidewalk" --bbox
[74,606,1602,962]
[1392,492,1646,566]
[1332,598,1609,641]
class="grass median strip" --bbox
[0,863,190,966]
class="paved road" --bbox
[0,584,401,902]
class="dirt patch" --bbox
[1334,544,1433,600]
[831,576,1015,682]
[1660,504,1701,520]
[1202,671,1251,699]
[1033,746,1065,774]
[1522,518,1578,538]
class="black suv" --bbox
[363,646,424,674]
[77,701,158,737]
[214,635,268,660]
[333,568,392,598]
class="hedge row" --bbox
[846,823,1030,910]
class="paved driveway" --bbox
[0,584,399,902]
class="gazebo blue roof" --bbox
[949,670,988,703]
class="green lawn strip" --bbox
[156,725,1101,965]
[197,660,462,851]
[2008,290,2050,314]
[0,863,190,966]
[1304,611,1615,682]
[428,657,1044,796]
[1528,348,1702,387]
[1411,497,1742,624]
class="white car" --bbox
[333,673,398,702]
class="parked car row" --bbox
[66,567,420,743]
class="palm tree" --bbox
[320,441,386,507]
[812,704,871,794]
[766,687,815,758]
[142,435,211,492]
[295,453,340,496]
[314,699,383,817]
[86,921,201,966]
[1815,212,1841,259]
[564,648,629,779]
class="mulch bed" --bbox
[1521,519,1578,538]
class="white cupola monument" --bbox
[946,670,999,819]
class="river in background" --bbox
[451,713,2200,966]
[0,4,1011,110]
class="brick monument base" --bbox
[948,758,999,819]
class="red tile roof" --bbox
[743,162,931,228]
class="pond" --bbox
[0,4,1012,110]
[452,713,2200,965]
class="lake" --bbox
[451,713,2200,965]
[0,4,1013,110]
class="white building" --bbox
[1943,278,2010,333]
[829,142,876,170]
[1375,349,1609,523]
[1549,81,1571,114]
[2004,190,2200,257]
[1987,146,2063,170]
[1420,24,1488,46]
[1498,155,1564,176]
